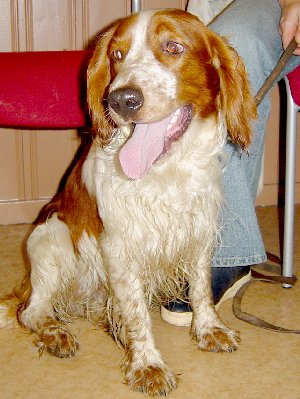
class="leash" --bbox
[232,38,300,334]
[254,38,298,106]
[233,254,300,334]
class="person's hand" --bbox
[279,0,300,55]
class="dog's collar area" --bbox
[119,105,193,179]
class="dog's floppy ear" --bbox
[209,33,257,149]
[87,24,118,144]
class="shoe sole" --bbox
[160,271,252,327]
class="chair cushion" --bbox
[0,50,93,129]
[287,64,300,107]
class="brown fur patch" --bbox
[37,142,103,250]
[36,319,79,358]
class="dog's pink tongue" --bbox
[119,113,174,179]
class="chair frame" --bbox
[282,76,299,286]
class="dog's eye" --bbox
[111,50,123,60]
[164,42,184,55]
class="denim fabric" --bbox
[207,0,300,267]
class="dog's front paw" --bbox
[193,326,240,353]
[37,325,79,358]
[125,364,178,396]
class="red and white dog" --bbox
[0,9,256,396]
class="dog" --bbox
[0,9,256,396]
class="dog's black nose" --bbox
[108,88,143,119]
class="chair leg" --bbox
[131,0,141,12]
[282,78,298,287]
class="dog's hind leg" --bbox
[19,214,79,358]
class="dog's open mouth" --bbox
[119,105,192,179]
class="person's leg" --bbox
[161,0,300,326]
[210,0,300,268]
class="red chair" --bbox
[282,65,300,285]
[0,50,92,129]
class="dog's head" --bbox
[88,9,256,151]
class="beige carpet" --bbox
[0,206,299,399]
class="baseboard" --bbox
[0,199,50,224]
[256,182,300,206]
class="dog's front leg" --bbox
[189,256,240,353]
[107,255,178,395]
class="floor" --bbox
[0,206,299,399]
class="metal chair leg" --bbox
[131,0,141,13]
[282,77,298,287]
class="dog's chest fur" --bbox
[82,118,226,299]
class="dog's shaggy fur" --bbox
[0,9,256,396]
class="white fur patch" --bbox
[109,12,177,101]
[95,116,227,280]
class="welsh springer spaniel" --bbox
[0,9,256,396]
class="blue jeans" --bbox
[208,0,300,267]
